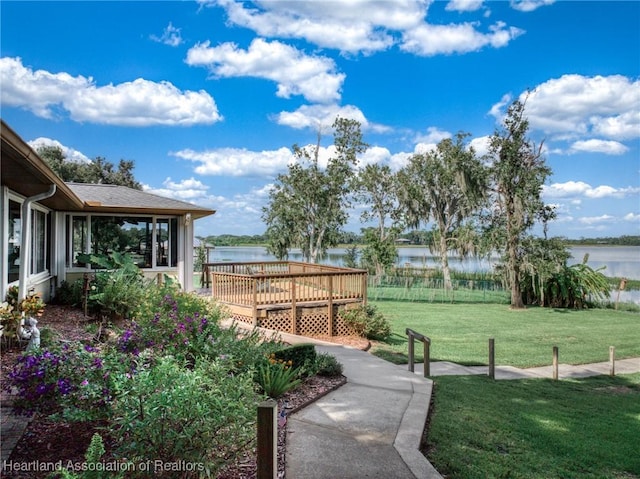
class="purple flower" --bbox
[57,378,73,395]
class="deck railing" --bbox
[206,261,368,307]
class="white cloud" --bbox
[414,126,451,146]
[359,146,393,169]
[150,22,184,47]
[512,74,640,140]
[205,0,522,58]
[275,104,390,133]
[569,139,629,155]
[578,214,615,225]
[28,137,91,163]
[446,0,485,12]
[388,151,414,171]
[190,182,277,235]
[0,57,221,126]
[400,21,523,56]
[207,0,424,55]
[510,0,555,12]
[469,135,491,157]
[171,146,294,177]
[543,181,640,199]
[142,177,218,206]
[186,38,344,104]
[624,213,640,222]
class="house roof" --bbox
[1,119,84,210]
[68,183,215,219]
[1,119,215,219]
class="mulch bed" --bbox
[1,305,364,478]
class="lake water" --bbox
[208,245,640,303]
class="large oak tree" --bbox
[397,133,487,290]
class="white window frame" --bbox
[6,192,51,287]
[65,213,179,271]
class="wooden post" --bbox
[609,346,615,376]
[82,273,90,317]
[362,273,368,306]
[257,399,277,479]
[552,346,559,380]
[290,279,297,335]
[408,332,415,373]
[488,338,495,380]
[252,278,258,327]
[327,275,334,337]
[423,338,430,377]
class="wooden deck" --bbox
[205,261,367,337]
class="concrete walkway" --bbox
[286,345,442,479]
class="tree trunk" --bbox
[507,239,525,309]
[439,232,453,290]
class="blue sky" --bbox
[1,0,639,239]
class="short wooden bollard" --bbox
[488,338,495,380]
[609,346,616,377]
[257,399,277,479]
[552,346,559,380]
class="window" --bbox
[7,200,21,283]
[92,216,153,268]
[31,209,47,274]
[156,219,169,267]
[68,215,179,269]
[5,198,50,285]
[66,216,87,267]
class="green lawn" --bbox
[426,373,640,478]
[371,301,640,367]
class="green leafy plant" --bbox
[79,252,147,320]
[51,433,127,479]
[111,356,258,477]
[256,359,301,398]
[342,304,391,340]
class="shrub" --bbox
[315,353,344,377]
[110,356,259,477]
[81,252,147,319]
[273,343,317,369]
[52,280,84,306]
[342,304,391,340]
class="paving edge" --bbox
[393,379,443,479]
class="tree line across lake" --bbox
[200,233,640,248]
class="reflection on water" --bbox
[208,245,640,304]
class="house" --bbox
[1,119,215,304]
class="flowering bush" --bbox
[6,347,70,416]
[5,343,131,420]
